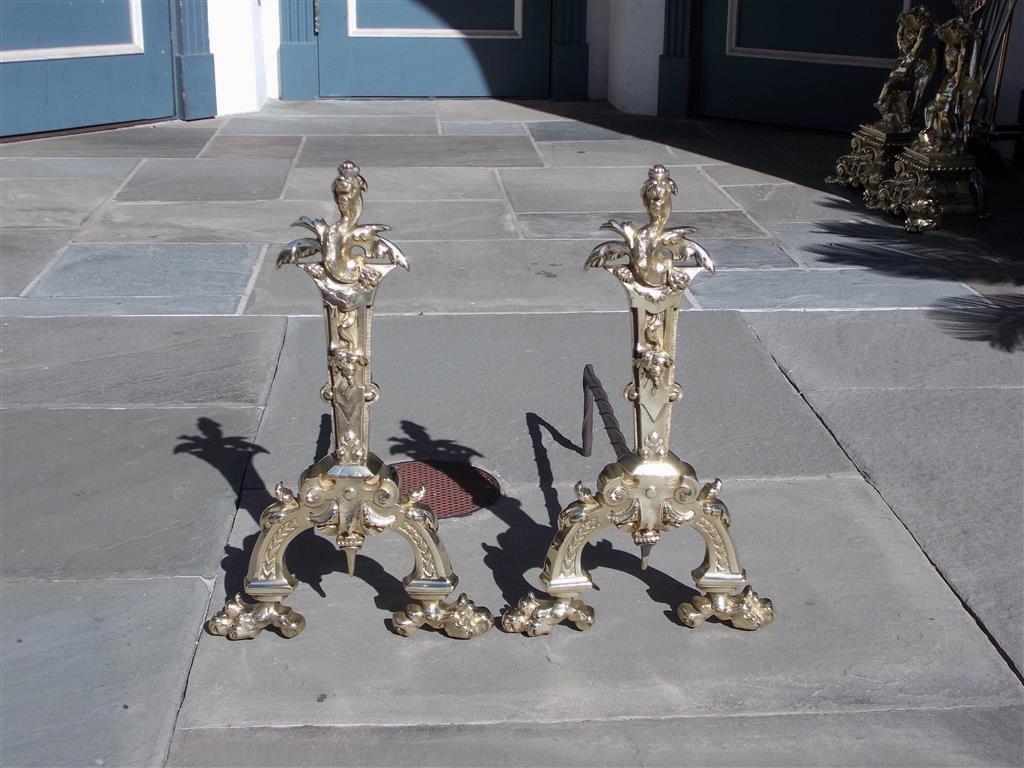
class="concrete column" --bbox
[552,0,589,100]
[657,0,696,117]
[606,0,665,115]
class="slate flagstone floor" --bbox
[1,99,1022,767]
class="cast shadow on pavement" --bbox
[175,415,408,621]
[808,220,1024,352]
[481,403,698,627]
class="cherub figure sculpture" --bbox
[502,166,774,636]
[208,162,492,640]
[873,6,936,134]
[915,16,982,154]
[829,6,937,201]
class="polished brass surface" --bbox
[829,7,935,205]
[208,162,492,640]
[877,17,984,231]
[502,166,774,636]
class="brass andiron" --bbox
[876,16,985,231]
[502,166,774,636]
[828,6,936,206]
[208,162,493,640]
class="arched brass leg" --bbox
[208,486,313,640]
[502,483,613,635]
[676,482,774,631]
[389,496,493,639]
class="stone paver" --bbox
[285,166,505,201]
[244,312,853,491]
[298,135,543,167]
[27,243,261,314]
[518,209,761,239]
[690,267,974,310]
[0,119,222,158]
[1,177,123,227]
[440,121,528,135]
[178,476,1021,730]
[117,159,292,202]
[1,577,213,768]
[199,135,302,159]
[1,98,1020,768]
[169,707,1024,767]
[806,388,1024,675]
[221,114,439,136]
[77,199,335,242]
[0,316,284,405]
[499,165,732,212]
[535,138,685,167]
[0,227,71,295]
[747,309,1024,675]
[1,407,258,578]
[746,310,1024,390]
[0,157,139,178]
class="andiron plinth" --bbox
[502,166,774,636]
[208,162,493,640]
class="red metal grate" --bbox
[393,461,500,519]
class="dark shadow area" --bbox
[929,294,1024,352]
[805,220,1024,285]
[804,220,1024,352]
[482,408,696,622]
[174,416,407,615]
[389,419,484,465]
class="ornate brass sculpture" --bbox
[877,17,985,231]
[208,162,493,640]
[829,6,936,206]
[502,166,774,636]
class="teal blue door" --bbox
[0,0,175,136]
[317,0,552,97]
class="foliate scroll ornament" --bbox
[501,593,595,636]
[678,586,775,631]
[639,432,668,459]
[277,161,409,307]
[208,594,305,640]
[828,136,879,190]
[394,594,494,639]
[584,166,714,300]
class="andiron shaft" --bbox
[502,166,775,636]
[208,162,493,640]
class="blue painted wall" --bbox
[316,0,552,98]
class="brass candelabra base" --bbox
[828,123,916,208]
[502,452,774,635]
[208,452,493,640]
[876,146,982,232]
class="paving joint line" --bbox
[158,319,291,762]
[161,576,217,767]
[18,159,146,295]
[173,702,1024,733]
[235,243,269,315]
[744,318,1024,685]
[695,165,809,270]
[280,134,308,200]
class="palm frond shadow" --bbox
[928,294,1024,352]
[807,220,1024,284]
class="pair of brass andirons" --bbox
[208,161,775,641]
[829,7,985,232]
